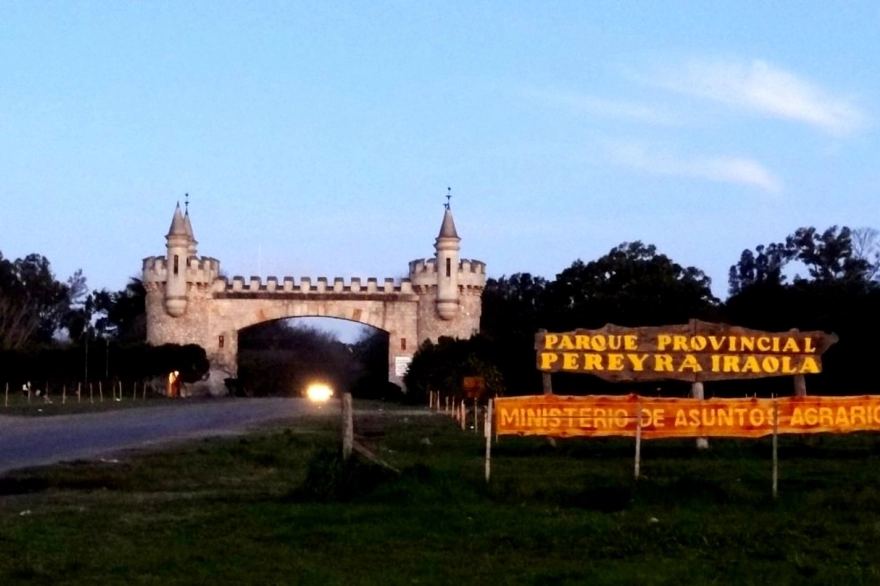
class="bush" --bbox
[295,449,396,502]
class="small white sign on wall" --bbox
[395,356,412,377]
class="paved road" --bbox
[0,398,339,474]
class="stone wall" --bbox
[415,288,482,344]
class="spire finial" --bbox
[184,193,189,214]
[445,187,451,210]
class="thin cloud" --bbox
[651,59,869,136]
[603,140,783,194]
[523,88,678,125]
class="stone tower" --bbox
[164,204,193,317]
[436,208,461,320]
[143,203,485,394]
[409,206,484,342]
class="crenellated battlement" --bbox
[408,257,487,288]
[212,275,416,296]
[408,257,487,274]
[142,255,222,286]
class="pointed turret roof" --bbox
[184,209,199,256]
[183,210,195,239]
[437,208,459,240]
[167,203,189,237]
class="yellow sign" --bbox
[495,395,880,439]
[535,320,838,382]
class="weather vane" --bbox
[445,187,451,210]
[185,193,189,214]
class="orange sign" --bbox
[495,395,880,439]
[535,320,838,383]
[463,376,486,399]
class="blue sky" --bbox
[2,1,878,311]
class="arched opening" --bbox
[234,316,393,399]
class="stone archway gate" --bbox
[143,205,485,395]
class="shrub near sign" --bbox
[535,319,838,383]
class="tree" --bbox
[724,226,880,396]
[478,244,717,396]
[0,252,72,349]
[786,226,871,284]
[404,335,503,403]
[729,226,877,295]
[545,241,717,330]
[349,328,395,399]
[95,278,147,342]
[480,273,549,395]
[61,277,146,344]
[61,269,93,341]
[481,273,548,339]
[151,343,209,383]
[850,227,880,282]
[727,242,793,296]
[726,225,879,330]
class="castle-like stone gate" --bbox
[143,205,485,394]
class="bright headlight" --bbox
[305,382,334,402]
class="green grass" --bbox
[0,408,879,585]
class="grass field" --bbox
[0,404,878,585]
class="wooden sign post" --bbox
[772,398,779,498]
[342,393,353,460]
[485,399,493,483]
[463,376,486,434]
[794,374,807,397]
[634,401,642,481]
[691,382,708,450]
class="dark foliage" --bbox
[0,252,74,349]
[724,225,880,396]
[295,448,397,502]
[544,241,718,329]
[0,343,208,387]
[349,328,398,400]
[478,230,880,398]
[728,225,874,295]
[94,278,147,342]
[479,273,549,395]
[480,242,717,396]
[404,335,504,404]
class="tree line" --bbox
[3,224,878,399]
[0,252,205,386]
[406,226,880,401]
